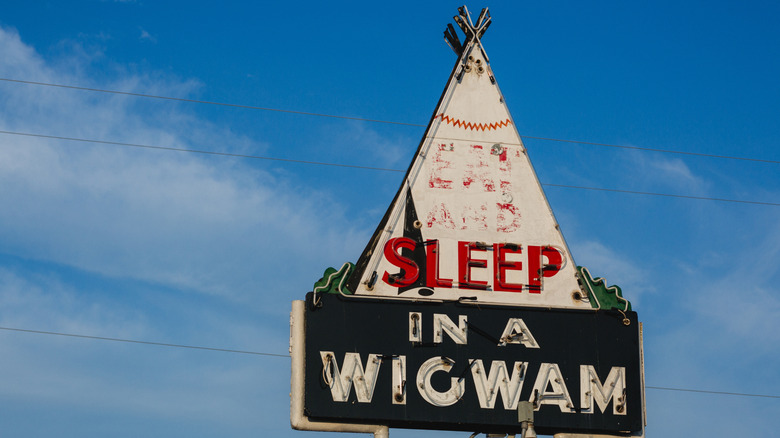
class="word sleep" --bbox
[383,238,564,291]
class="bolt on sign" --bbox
[291,6,645,438]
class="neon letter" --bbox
[416,356,464,407]
[498,318,540,348]
[382,237,419,287]
[493,243,524,292]
[433,314,468,344]
[530,363,575,413]
[470,360,527,409]
[580,365,627,415]
[528,245,563,293]
[458,241,489,290]
[425,240,453,288]
[320,352,382,403]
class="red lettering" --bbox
[429,143,454,189]
[528,245,563,293]
[458,241,489,290]
[426,203,456,229]
[463,144,495,192]
[493,243,524,292]
[382,237,420,287]
[460,203,488,231]
[496,202,521,233]
[380,238,566,293]
[425,240,453,288]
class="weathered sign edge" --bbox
[290,300,390,437]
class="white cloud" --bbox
[0,261,290,429]
[647,156,697,182]
[0,25,369,304]
[139,28,156,43]
[685,224,780,351]
[324,120,413,168]
[642,219,780,425]
[698,285,780,345]
[569,239,651,307]
[624,149,709,193]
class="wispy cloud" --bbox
[569,239,652,307]
[325,121,413,167]
[0,254,290,431]
[139,28,156,43]
[624,149,709,193]
[687,224,780,351]
[0,25,368,305]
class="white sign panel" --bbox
[347,32,587,309]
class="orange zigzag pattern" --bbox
[434,113,513,131]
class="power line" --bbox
[521,135,780,165]
[542,183,780,207]
[646,386,780,400]
[2,324,778,400]
[0,130,403,173]
[2,129,778,207]
[2,77,778,165]
[0,77,422,127]
[0,326,287,357]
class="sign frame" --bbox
[292,293,644,436]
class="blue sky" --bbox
[0,1,778,437]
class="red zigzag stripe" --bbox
[434,113,513,131]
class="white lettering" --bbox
[470,359,527,409]
[530,363,575,413]
[392,355,407,405]
[498,318,540,348]
[409,312,422,342]
[320,351,382,403]
[433,314,468,344]
[580,365,627,415]
[416,356,464,406]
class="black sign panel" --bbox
[302,293,642,435]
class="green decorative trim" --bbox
[313,262,355,295]
[576,266,632,311]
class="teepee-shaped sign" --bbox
[346,7,588,310]
[298,8,643,436]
